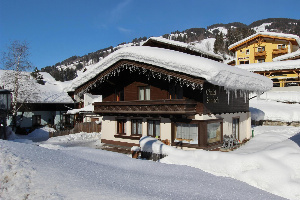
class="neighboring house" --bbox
[228,32,300,87]
[228,32,300,65]
[68,43,271,149]
[66,93,102,124]
[0,70,74,131]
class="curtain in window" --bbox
[137,120,142,135]
[176,123,198,143]
[145,87,150,100]
[139,88,144,100]
[148,121,154,136]
[155,120,160,137]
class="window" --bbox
[32,115,41,126]
[131,119,142,135]
[258,59,265,63]
[257,47,265,52]
[232,118,239,140]
[278,44,286,49]
[239,60,249,64]
[207,122,221,144]
[138,86,150,100]
[169,85,183,99]
[117,119,126,134]
[175,123,198,144]
[115,89,124,101]
[148,120,160,138]
[246,49,250,55]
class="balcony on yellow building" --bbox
[254,51,266,57]
[273,48,288,55]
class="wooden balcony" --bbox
[93,99,198,116]
[273,48,288,55]
[254,51,266,57]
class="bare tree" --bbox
[1,40,38,129]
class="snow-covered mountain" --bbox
[41,18,300,82]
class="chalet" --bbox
[228,32,300,65]
[68,43,272,150]
[228,32,300,87]
[0,70,74,132]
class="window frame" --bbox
[117,119,126,135]
[138,86,150,100]
[278,44,286,49]
[232,117,240,140]
[32,115,41,126]
[147,119,160,138]
[245,49,250,55]
[131,119,143,136]
[257,46,265,52]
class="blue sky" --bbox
[0,0,299,70]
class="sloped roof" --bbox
[236,59,300,72]
[0,70,74,104]
[228,32,300,51]
[143,37,223,61]
[68,46,272,94]
[273,50,300,61]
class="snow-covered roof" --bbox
[273,50,300,61]
[144,37,223,60]
[68,46,272,93]
[228,32,300,50]
[236,59,300,72]
[0,70,74,104]
[67,104,93,114]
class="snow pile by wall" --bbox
[69,46,272,93]
[250,99,300,122]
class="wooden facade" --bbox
[72,58,249,149]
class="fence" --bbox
[49,122,101,138]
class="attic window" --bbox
[246,49,250,55]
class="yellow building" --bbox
[228,32,300,87]
[228,32,300,65]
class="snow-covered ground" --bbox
[250,90,300,122]
[1,127,295,200]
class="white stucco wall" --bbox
[194,112,251,140]
[101,112,251,146]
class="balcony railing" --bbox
[254,51,266,57]
[273,48,288,55]
[93,99,198,115]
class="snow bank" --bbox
[0,133,284,200]
[68,46,272,93]
[259,90,300,103]
[250,99,300,122]
[39,132,102,150]
[140,126,300,200]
